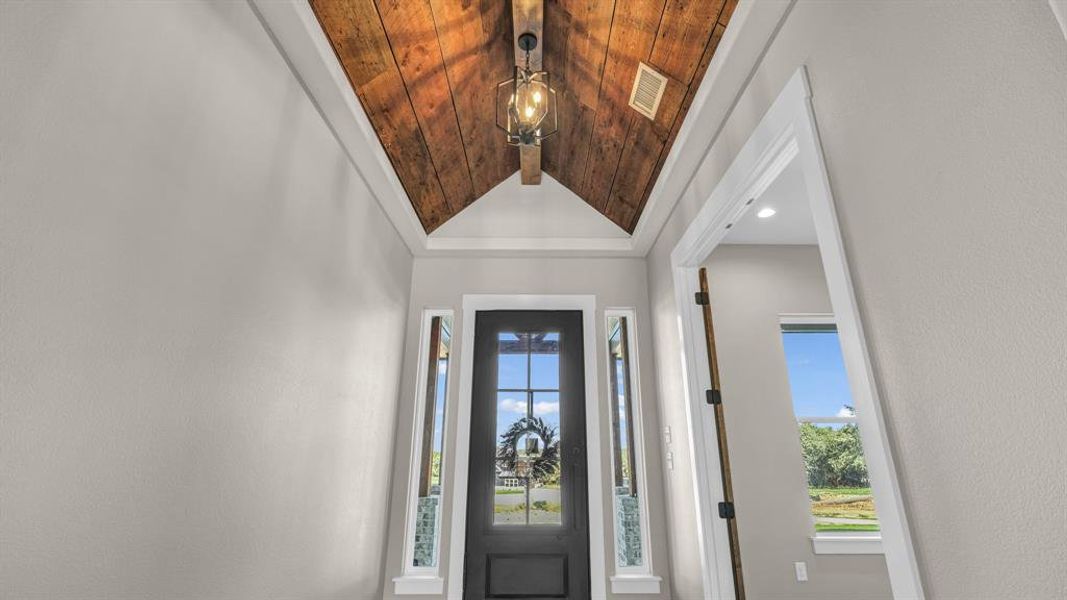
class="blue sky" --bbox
[496,333,562,439]
[781,331,856,418]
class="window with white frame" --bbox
[606,312,653,575]
[780,319,881,540]
[404,312,452,574]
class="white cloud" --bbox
[499,398,525,414]
[533,401,559,416]
[499,398,560,417]
[836,406,856,417]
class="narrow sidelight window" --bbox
[411,313,452,568]
[607,312,650,570]
[781,321,881,537]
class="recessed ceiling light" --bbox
[757,207,777,219]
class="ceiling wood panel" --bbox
[310,0,452,229]
[634,21,729,225]
[648,0,726,83]
[605,71,686,227]
[429,0,519,198]
[311,0,736,234]
[601,0,726,229]
[540,0,613,194]
[377,0,475,213]
[580,0,666,213]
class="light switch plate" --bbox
[794,561,808,582]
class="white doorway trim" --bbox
[446,295,606,599]
[668,67,925,600]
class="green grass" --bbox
[809,486,877,520]
[492,502,562,514]
[494,488,524,495]
[531,500,561,512]
[815,523,881,532]
[809,487,871,498]
[494,503,526,514]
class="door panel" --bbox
[465,311,589,600]
[487,554,567,597]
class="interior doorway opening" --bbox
[696,155,892,597]
[670,69,924,600]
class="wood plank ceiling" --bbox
[311,0,737,233]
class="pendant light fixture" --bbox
[496,32,557,147]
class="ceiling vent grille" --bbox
[628,62,668,120]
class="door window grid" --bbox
[494,332,562,526]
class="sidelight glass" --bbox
[607,315,645,567]
[494,332,563,526]
[781,323,880,535]
[412,314,451,567]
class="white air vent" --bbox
[628,62,668,120]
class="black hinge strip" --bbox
[694,291,709,305]
[706,388,722,405]
[718,501,735,519]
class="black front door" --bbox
[464,310,590,600]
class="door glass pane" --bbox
[494,391,528,525]
[530,391,562,525]
[529,332,560,389]
[498,332,528,390]
[493,331,563,527]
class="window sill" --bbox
[393,575,444,595]
[811,534,883,555]
[610,574,662,594]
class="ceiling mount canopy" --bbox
[517,32,537,53]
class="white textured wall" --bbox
[647,1,1067,598]
[383,257,669,600]
[705,245,891,599]
[0,2,411,598]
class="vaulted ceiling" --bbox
[310,0,736,234]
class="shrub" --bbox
[798,422,870,488]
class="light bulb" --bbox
[757,207,776,218]
[524,105,534,119]
[533,91,542,104]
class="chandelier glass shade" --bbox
[496,64,558,146]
